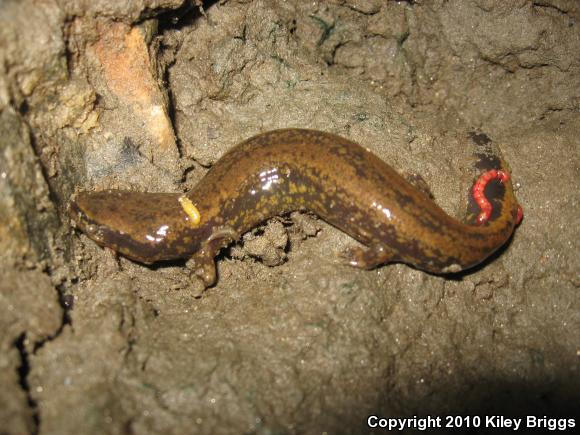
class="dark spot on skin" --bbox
[396,238,438,267]
[393,189,414,207]
[413,210,444,233]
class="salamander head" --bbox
[69,190,200,263]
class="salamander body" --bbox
[70,129,522,287]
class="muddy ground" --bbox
[1,0,578,434]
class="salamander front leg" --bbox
[186,226,239,290]
[341,244,399,270]
[186,249,218,288]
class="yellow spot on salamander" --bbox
[289,183,307,194]
[178,195,201,227]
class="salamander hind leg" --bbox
[341,244,399,270]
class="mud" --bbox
[0,1,578,434]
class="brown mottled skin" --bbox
[70,129,522,287]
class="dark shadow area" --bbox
[157,0,221,33]
[355,379,580,434]
[14,333,39,435]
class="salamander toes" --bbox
[186,250,217,289]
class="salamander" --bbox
[69,128,523,288]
